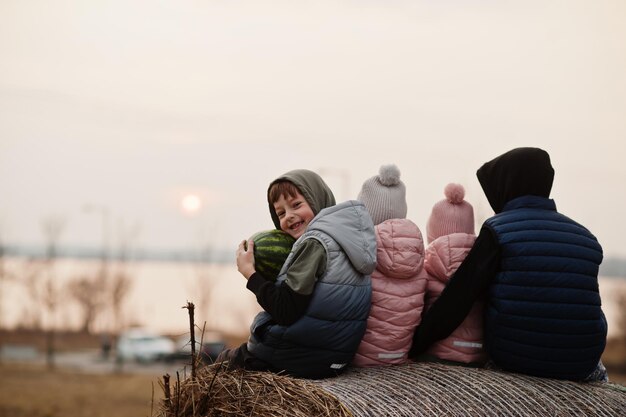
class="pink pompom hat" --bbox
[426,183,475,243]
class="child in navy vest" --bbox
[410,147,607,381]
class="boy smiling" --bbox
[271,181,315,239]
[218,169,377,379]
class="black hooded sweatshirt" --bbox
[409,148,555,357]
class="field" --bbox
[0,363,162,417]
[0,330,624,417]
[0,329,246,417]
[2,360,624,417]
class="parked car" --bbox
[116,328,176,363]
[166,335,200,362]
[200,341,227,363]
[166,332,226,363]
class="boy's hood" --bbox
[267,169,336,230]
[307,201,377,275]
[476,147,554,214]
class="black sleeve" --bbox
[409,225,501,358]
[246,273,312,326]
[245,240,326,326]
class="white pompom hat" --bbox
[426,183,475,243]
[358,164,407,225]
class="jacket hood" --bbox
[375,218,425,279]
[476,147,554,214]
[425,233,476,283]
[307,200,377,275]
[267,169,336,229]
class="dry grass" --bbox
[155,363,353,417]
[0,363,161,417]
[153,360,626,417]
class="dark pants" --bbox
[215,342,276,373]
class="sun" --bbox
[181,194,202,214]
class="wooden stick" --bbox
[184,301,196,380]
[175,371,181,417]
[163,373,171,406]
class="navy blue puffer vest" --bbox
[484,196,606,380]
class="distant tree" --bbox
[0,233,4,328]
[190,244,218,329]
[68,216,140,335]
[185,220,221,330]
[0,231,13,329]
[19,259,46,329]
[109,271,132,333]
[17,215,66,339]
[618,291,626,340]
[109,218,140,334]
[67,275,105,334]
[40,214,67,369]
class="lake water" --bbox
[1,257,261,336]
[1,257,624,338]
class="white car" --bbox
[166,332,226,363]
[116,328,176,363]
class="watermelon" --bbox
[246,230,295,282]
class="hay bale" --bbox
[155,363,353,417]
[155,361,626,416]
[316,362,626,416]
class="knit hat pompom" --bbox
[379,164,401,187]
[444,183,465,204]
[358,164,407,225]
[427,182,475,243]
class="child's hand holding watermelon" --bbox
[237,230,295,282]
[236,239,256,279]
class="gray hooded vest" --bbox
[247,200,376,379]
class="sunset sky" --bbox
[1,0,625,258]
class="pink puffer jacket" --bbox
[352,218,428,367]
[424,232,486,364]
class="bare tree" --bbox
[18,258,46,329]
[0,233,4,328]
[16,215,66,335]
[67,274,105,334]
[194,269,216,328]
[76,204,110,333]
[0,231,13,329]
[185,230,221,331]
[109,271,132,333]
[40,214,67,369]
[109,218,140,334]
[68,213,139,335]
